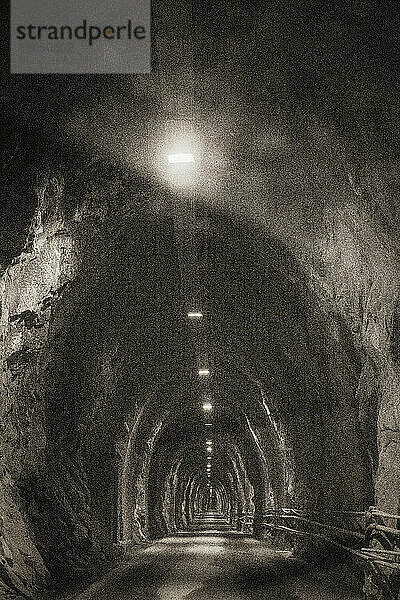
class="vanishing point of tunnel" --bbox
[1,1,400,599]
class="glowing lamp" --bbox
[198,369,210,376]
[168,153,194,164]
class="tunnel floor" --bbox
[64,533,363,600]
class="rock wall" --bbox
[0,161,183,595]
[1,176,80,596]
[1,152,399,599]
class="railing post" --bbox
[363,506,400,600]
[236,512,243,532]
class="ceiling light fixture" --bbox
[198,369,210,376]
[168,153,194,164]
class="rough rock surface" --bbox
[1,150,400,600]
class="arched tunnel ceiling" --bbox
[2,0,399,266]
[1,1,400,596]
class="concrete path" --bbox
[66,533,363,600]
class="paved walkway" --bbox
[66,533,363,600]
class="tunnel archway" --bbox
[1,1,400,598]
[0,148,383,597]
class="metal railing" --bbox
[236,514,254,533]
[256,506,400,599]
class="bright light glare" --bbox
[207,447,212,453]
[206,441,212,445]
[187,312,203,319]
[198,369,210,376]
[203,403,213,411]
[168,153,194,164]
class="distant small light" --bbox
[187,312,203,319]
[202,403,213,411]
[206,441,212,446]
[198,369,210,376]
[207,447,212,453]
[168,153,194,164]
[205,423,213,426]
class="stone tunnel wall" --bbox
[1,154,400,598]
[0,161,187,595]
[303,192,400,516]
[0,176,80,596]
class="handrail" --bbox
[263,522,400,569]
[262,513,364,540]
[362,548,400,555]
[259,507,400,570]
[280,508,366,517]
[370,509,400,521]
[257,506,400,598]
[265,507,400,521]
[262,522,364,556]
[369,524,400,538]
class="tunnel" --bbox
[1,1,400,599]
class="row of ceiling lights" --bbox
[168,152,214,488]
[187,310,213,412]
[188,310,213,483]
